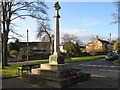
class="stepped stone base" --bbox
[22,63,91,88]
[49,54,64,64]
[22,72,90,88]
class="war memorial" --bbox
[22,2,91,88]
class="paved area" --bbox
[2,58,120,89]
[2,75,119,88]
[2,77,45,88]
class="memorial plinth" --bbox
[49,54,64,64]
[22,2,91,88]
[23,63,90,88]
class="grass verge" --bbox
[23,59,49,63]
[65,55,105,62]
[24,55,105,63]
[113,54,120,65]
[0,64,21,79]
[113,59,120,65]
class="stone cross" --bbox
[49,2,64,64]
[53,1,61,55]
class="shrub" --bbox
[10,50,19,58]
[8,42,20,52]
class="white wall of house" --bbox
[60,45,66,53]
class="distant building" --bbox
[83,36,110,53]
[60,42,85,53]
[60,42,67,53]
[18,42,51,53]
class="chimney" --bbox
[96,35,98,41]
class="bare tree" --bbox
[37,20,53,43]
[76,39,84,46]
[1,0,48,66]
[62,33,78,43]
[37,20,54,54]
[61,33,84,57]
[112,1,120,24]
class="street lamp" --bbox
[109,33,112,52]
[27,29,29,61]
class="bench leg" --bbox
[18,68,23,75]
[29,66,32,73]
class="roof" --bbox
[18,42,50,43]
[98,39,109,44]
[86,38,109,46]
[18,42,51,45]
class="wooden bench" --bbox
[17,64,40,75]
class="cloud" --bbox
[60,28,92,44]
[60,28,118,44]
[61,28,88,35]
[109,34,118,40]
[80,19,101,26]
[111,35,118,39]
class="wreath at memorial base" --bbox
[66,71,79,79]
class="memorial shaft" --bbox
[49,2,64,64]
[54,7,60,55]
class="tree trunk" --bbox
[3,32,8,66]
[1,33,4,69]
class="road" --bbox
[74,58,120,79]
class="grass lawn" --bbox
[113,59,120,65]
[0,64,21,79]
[24,55,105,63]
[1,55,105,79]
[23,59,49,63]
[113,54,120,65]
[65,55,105,62]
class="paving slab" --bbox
[2,76,119,89]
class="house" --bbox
[18,42,51,53]
[60,42,67,53]
[83,36,110,53]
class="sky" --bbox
[9,1,118,44]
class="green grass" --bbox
[23,59,49,63]
[65,55,105,62]
[0,64,21,79]
[113,54,120,65]
[24,55,105,63]
[113,59,120,65]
